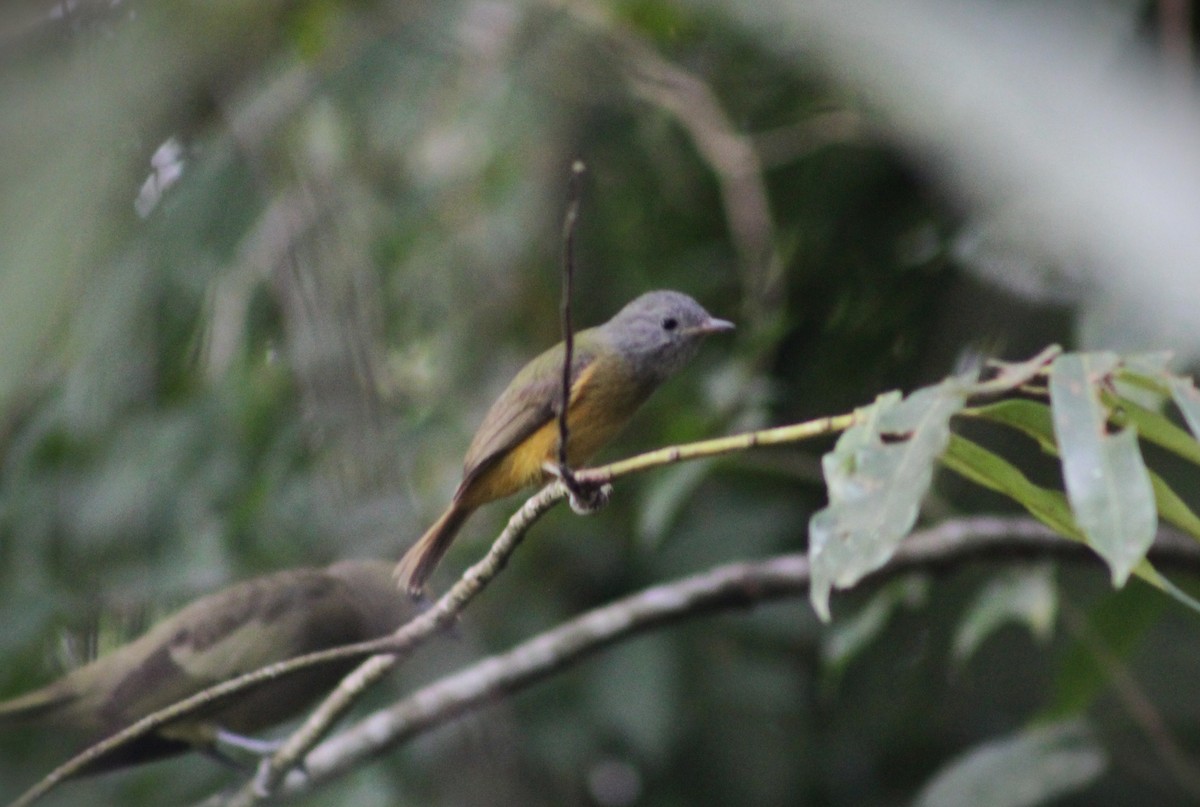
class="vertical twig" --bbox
[557,160,587,471]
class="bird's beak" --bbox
[697,317,735,335]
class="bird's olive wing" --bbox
[458,338,598,491]
[90,571,361,725]
[166,572,360,683]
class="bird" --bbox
[0,560,412,777]
[395,289,734,595]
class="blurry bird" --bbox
[0,560,411,776]
[395,290,733,594]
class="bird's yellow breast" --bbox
[460,357,646,507]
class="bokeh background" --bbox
[3,0,1200,804]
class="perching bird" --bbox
[395,290,733,595]
[0,560,411,776]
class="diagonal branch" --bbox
[207,484,565,805]
[12,408,862,807]
[210,517,1200,804]
[223,419,858,803]
[38,374,1098,806]
[9,484,566,807]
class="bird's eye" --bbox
[662,317,679,331]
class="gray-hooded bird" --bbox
[395,290,733,594]
[0,560,410,776]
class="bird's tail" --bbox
[394,503,473,597]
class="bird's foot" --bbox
[543,462,613,514]
[568,482,613,514]
[205,730,311,785]
[215,729,286,757]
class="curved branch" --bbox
[7,390,1060,807]
[11,382,1052,807]
[9,484,567,807]
[217,417,856,802]
[233,517,1200,803]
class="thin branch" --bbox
[14,408,866,807]
[26,364,1095,806]
[9,485,566,807]
[220,485,565,805]
[225,418,857,803]
[753,109,870,167]
[975,344,1061,394]
[553,159,594,511]
[575,411,857,486]
[227,162,588,801]
[219,517,1200,803]
[557,160,586,472]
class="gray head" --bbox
[598,290,734,383]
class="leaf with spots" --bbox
[808,373,973,621]
[1049,353,1156,587]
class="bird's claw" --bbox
[209,728,312,794]
[567,482,613,514]
[543,462,613,514]
[215,729,286,757]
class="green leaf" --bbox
[1113,365,1172,408]
[974,397,1200,543]
[1103,389,1200,466]
[968,399,1056,453]
[912,720,1105,807]
[1049,353,1156,587]
[1148,472,1200,543]
[1169,375,1200,441]
[940,435,1081,540]
[946,414,1200,614]
[808,375,972,620]
[953,564,1057,664]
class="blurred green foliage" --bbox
[2,0,1200,805]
